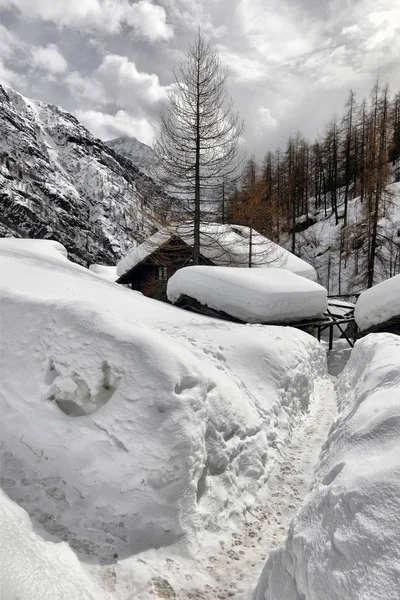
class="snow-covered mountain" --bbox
[0,85,167,266]
[106,135,158,178]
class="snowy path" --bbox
[174,375,338,600]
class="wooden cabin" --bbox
[116,235,213,299]
[116,223,317,300]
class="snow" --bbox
[253,333,400,600]
[106,135,158,178]
[0,238,328,599]
[155,376,337,600]
[0,84,163,266]
[322,299,355,340]
[355,273,400,330]
[117,222,318,281]
[0,237,70,260]
[167,266,328,323]
[89,264,118,283]
[0,490,111,600]
[291,182,400,295]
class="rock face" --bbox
[106,135,158,178]
[0,85,166,265]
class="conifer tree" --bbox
[154,31,243,264]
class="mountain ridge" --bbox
[0,85,166,266]
[106,135,157,178]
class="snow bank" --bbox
[0,238,328,578]
[0,237,69,260]
[89,264,118,283]
[253,333,400,600]
[0,490,110,600]
[167,266,327,323]
[355,273,400,330]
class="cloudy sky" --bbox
[0,0,399,156]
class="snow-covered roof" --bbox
[355,273,400,330]
[167,266,327,323]
[117,222,317,281]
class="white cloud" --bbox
[0,24,18,59]
[217,45,266,82]
[67,55,169,145]
[67,54,170,110]
[258,107,277,130]
[156,0,225,37]
[31,44,68,74]
[97,54,169,104]
[0,59,20,88]
[341,24,361,39]
[0,25,26,89]
[125,1,173,41]
[235,0,319,63]
[0,0,173,41]
[312,46,360,90]
[65,71,105,104]
[75,108,156,144]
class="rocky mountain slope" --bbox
[106,135,157,178]
[0,85,167,266]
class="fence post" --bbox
[329,324,334,351]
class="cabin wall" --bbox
[120,239,214,301]
[132,263,174,299]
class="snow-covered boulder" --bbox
[0,239,328,567]
[355,273,400,332]
[167,266,327,323]
[253,333,400,600]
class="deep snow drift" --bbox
[167,266,327,323]
[253,333,400,600]
[355,273,400,330]
[0,238,328,598]
[0,490,111,600]
[89,263,118,283]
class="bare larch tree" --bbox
[154,31,243,264]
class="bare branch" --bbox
[154,30,244,263]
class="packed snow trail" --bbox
[254,334,400,600]
[127,375,337,600]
